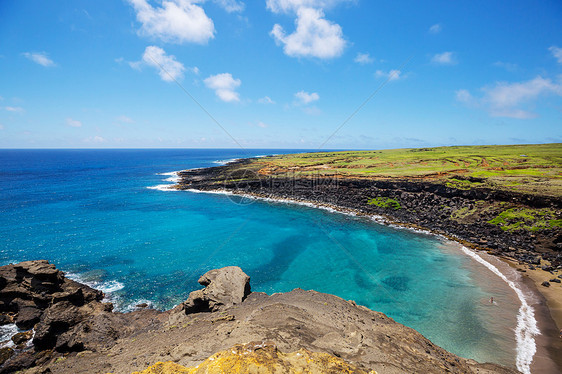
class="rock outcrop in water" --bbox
[0,261,519,374]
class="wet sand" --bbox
[503,258,562,374]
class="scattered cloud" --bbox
[258,96,275,104]
[456,76,562,119]
[266,0,351,14]
[455,89,472,104]
[140,46,186,82]
[84,136,106,143]
[549,46,562,64]
[354,52,373,64]
[0,124,4,130]
[269,1,347,59]
[303,106,321,115]
[295,90,319,104]
[374,69,401,81]
[428,24,441,34]
[66,118,82,127]
[257,121,268,128]
[191,66,200,75]
[116,115,134,123]
[127,0,215,44]
[4,106,24,113]
[23,52,56,67]
[204,73,241,102]
[213,0,244,12]
[431,51,456,65]
[493,61,518,72]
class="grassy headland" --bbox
[259,143,562,197]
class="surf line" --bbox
[457,246,539,374]
[178,188,540,374]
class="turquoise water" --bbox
[0,149,519,367]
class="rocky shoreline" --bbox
[0,261,520,374]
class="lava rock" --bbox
[541,281,551,287]
[12,330,33,346]
[15,306,42,329]
[181,266,251,314]
[549,278,561,283]
[0,347,14,365]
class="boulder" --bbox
[15,306,42,329]
[541,281,551,287]
[182,266,251,313]
[12,330,33,346]
[0,347,14,366]
[549,278,561,283]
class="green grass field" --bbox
[255,144,562,197]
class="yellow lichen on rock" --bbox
[133,341,376,374]
[132,361,192,374]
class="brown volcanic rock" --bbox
[0,261,162,373]
[178,266,251,313]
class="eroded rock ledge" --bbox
[0,261,518,374]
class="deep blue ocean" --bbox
[0,149,521,367]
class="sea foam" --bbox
[457,246,539,374]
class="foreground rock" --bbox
[0,261,161,373]
[176,266,251,314]
[132,342,375,374]
[16,264,517,374]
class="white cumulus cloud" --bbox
[23,52,56,67]
[456,76,562,119]
[271,7,346,59]
[204,73,241,102]
[431,51,456,65]
[549,46,562,64]
[294,90,319,104]
[66,118,82,127]
[428,24,441,34]
[127,0,215,44]
[375,69,401,81]
[141,46,186,82]
[354,52,373,64]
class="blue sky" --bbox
[1,0,561,149]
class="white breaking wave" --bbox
[147,171,182,191]
[457,246,538,374]
[66,274,125,295]
[212,158,240,165]
[147,184,178,191]
[0,324,19,348]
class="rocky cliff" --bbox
[0,261,518,374]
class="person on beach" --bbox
[490,297,494,304]
[559,328,562,339]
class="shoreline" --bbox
[172,185,561,374]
